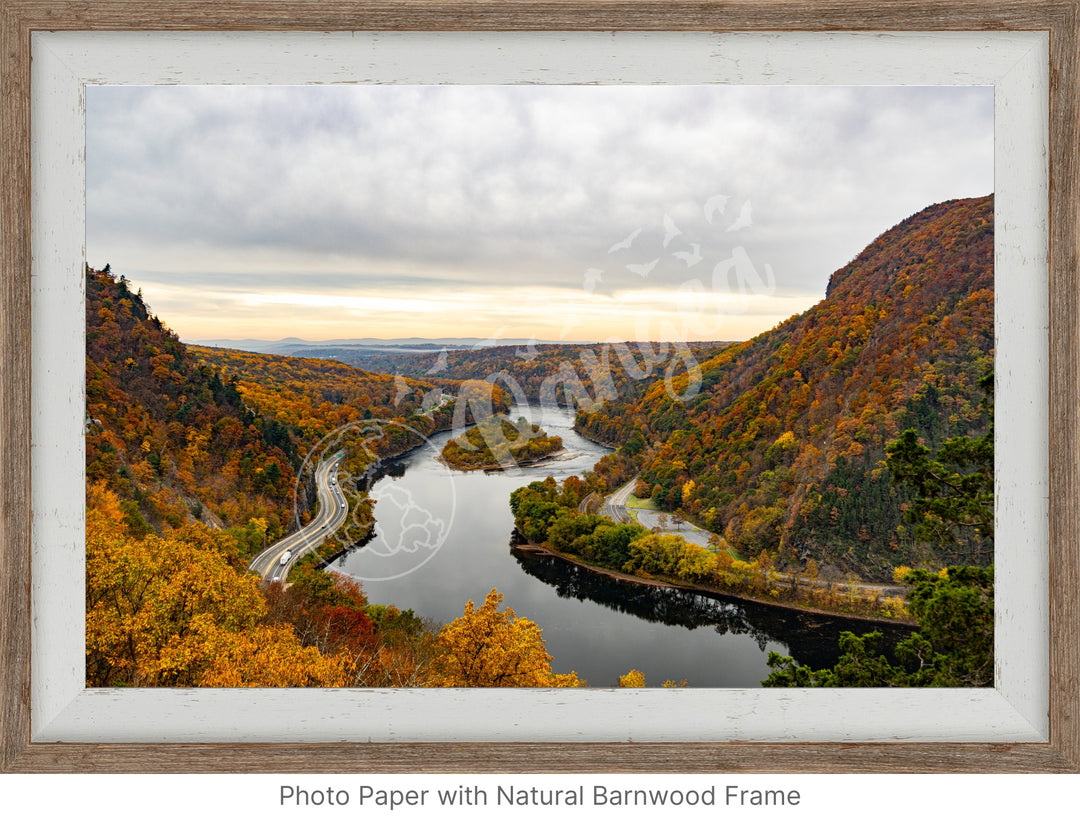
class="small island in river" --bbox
[441,415,563,471]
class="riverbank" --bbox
[438,446,568,472]
[513,541,918,628]
[332,402,857,687]
[440,415,564,472]
[313,409,566,568]
[291,416,472,572]
[576,431,619,450]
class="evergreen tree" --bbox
[886,372,993,547]
[764,374,994,688]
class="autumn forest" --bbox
[85,195,996,689]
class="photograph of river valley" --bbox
[84,84,995,689]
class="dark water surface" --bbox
[330,405,904,687]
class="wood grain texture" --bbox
[0,0,33,774]
[0,0,1077,32]
[5,741,1079,774]
[2,0,1078,774]
[1048,0,1080,772]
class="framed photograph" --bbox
[2,1,1078,773]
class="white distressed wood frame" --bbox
[30,30,1047,743]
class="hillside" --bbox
[86,266,506,548]
[187,344,507,459]
[297,340,732,407]
[84,267,528,689]
[576,196,995,579]
[86,266,300,538]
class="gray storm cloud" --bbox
[86,84,993,341]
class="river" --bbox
[329,404,904,687]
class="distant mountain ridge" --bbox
[88,195,994,582]
[86,267,507,540]
[190,336,582,356]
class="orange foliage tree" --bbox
[85,483,348,687]
[432,589,581,687]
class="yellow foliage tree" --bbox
[192,619,349,687]
[432,589,581,687]
[681,479,696,503]
[86,482,347,687]
[618,669,646,687]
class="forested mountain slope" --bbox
[86,266,504,543]
[86,266,301,536]
[188,344,504,457]
[302,340,731,407]
[577,196,995,579]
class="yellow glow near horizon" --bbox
[139,280,821,344]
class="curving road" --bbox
[601,477,637,524]
[599,475,907,598]
[249,452,350,582]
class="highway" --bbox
[600,477,637,524]
[249,452,350,582]
[598,475,907,599]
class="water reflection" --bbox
[330,403,909,685]
[511,545,908,672]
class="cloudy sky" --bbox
[86,84,993,344]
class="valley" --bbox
[83,196,995,688]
